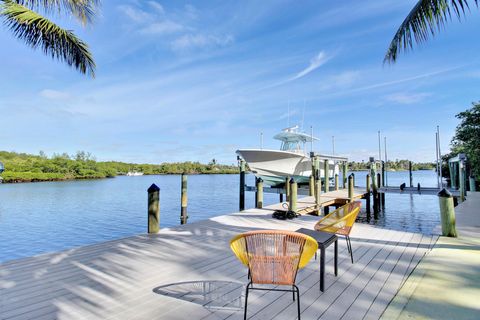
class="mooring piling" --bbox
[180,174,188,224]
[342,162,347,188]
[409,161,413,187]
[335,173,339,191]
[309,174,315,196]
[148,183,160,233]
[438,188,457,237]
[377,173,382,210]
[348,174,354,202]
[324,159,329,193]
[289,178,298,212]
[366,174,371,218]
[255,177,264,208]
[285,176,291,203]
[351,172,355,188]
[239,159,246,211]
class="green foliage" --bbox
[0,151,238,183]
[0,0,97,76]
[450,102,480,179]
[348,160,436,171]
[385,0,478,63]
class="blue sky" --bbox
[1,0,480,164]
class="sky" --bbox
[1,0,480,164]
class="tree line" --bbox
[348,160,435,172]
[0,151,238,183]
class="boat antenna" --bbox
[332,136,335,155]
[310,126,314,152]
[435,131,440,189]
[384,136,388,186]
[378,130,382,162]
[287,101,290,127]
[301,99,306,131]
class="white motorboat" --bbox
[126,171,144,176]
[236,126,347,186]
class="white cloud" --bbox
[385,92,431,105]
[141,21,185,35]
[290,51,331,81]
[117,5,152,23]
[171,34,234,51]
[148,1,165,15]
[40,89,70,100]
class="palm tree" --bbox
[0,0,98,76]
[385,0,478,63]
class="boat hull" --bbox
[236,149,337,186]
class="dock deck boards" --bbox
[0,203,436,320]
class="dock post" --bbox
[334,174,339,191]
[324,159,329,193]
[366,174,371,218]
[285,176,291,203]
[148,183,160,233]
[255,178,264,209]
[459,160,466,202]
[289,178,298,213]
[280,193,284,202]
[470,176,477,192]
[342,161,347,188]
[309,174,315,196]
[315,170,322,215]
[438,188,457,237]
[348,174,354,202]
[239,159,246,211]
[409,161,413,187]
[371,163,379,219]
[377,173,382,209]
[180,174,188,224]
[351,172,355,188]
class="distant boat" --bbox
[236,126,347,186]
[126,171,144,176]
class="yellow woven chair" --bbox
[314,201,361,263]
[230,230,317,320]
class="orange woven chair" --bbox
[230,230,317,320]
[314,201,361,263]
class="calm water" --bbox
[0,171,441,263]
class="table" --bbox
[296,228,338,292]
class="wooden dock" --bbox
[0,201,436,320]
[268,188,368,215]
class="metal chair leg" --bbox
[294,285,301,320]
[293,285,295,301]
[346,236,354,263]
[244,283,251,320]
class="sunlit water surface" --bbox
[0,170,440,262]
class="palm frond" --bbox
[13,0,99,25]
[385,0,478,63]
[1,0,95,76]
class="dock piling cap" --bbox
[437,188,452,197]
[148,183,160,192]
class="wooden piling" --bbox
[438,188,457,237]
[366,174,371,218]
[409,161,413,187]
[309,174,315,196]
[324,159,329,193]
[371,162,379,219]
[289,178,298,213]
[348,174,354,202]
[279,193,284,202]
[377,173,382,209]
[180,174,188,224]
[334,174,339,191]
[239,160,246,211]
[285,176,291,203]
[351,172,355,188]
[342,161,347,188]
[255,178,264,209]
[459,161,466,202]
[148,183,160,233]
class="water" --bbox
[0,171,441,263]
